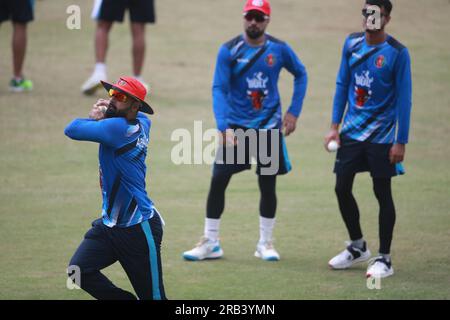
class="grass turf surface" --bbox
[0,0,449,299]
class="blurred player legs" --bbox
[0,0,34,92]
[82,0,155,95]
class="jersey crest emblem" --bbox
[265,54,275,67]
[354,70,373,107]
[246,72,269,110]
[375,55,386,68]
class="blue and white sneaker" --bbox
[183,237,223,261]
[366,256,394,278]
[328,241,371,269]
[254,241,280,261]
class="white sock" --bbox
[134,75,143,82]
[259,216,276,244]
[94,62,106,75]
[204,218,220,242]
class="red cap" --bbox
[243,0,271,16]
[101,77,154,114]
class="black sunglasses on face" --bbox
[362,8,385,18]
[244,12,268,23]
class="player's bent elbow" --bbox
[64,121,80,140]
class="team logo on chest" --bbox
[375,55,386,68]
[246,72,269,110]
[354,70,374,108]
[265,53,275,67]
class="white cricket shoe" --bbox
[81,72,106,95]
[328,241,371,269]
[366,256,394,278]
[183,237,223,261]
[255,241,280,261]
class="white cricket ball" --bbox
[327,140,339,152]
[99,105,107,113]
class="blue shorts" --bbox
[334,135,397,178]
[213,126,292,177]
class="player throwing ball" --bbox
[324,0,412,278]
[183,0,308,262]
[65,77,166,299]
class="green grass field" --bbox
[0,0,449,300]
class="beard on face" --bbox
[245,26,264,40]
[104,101,129,118]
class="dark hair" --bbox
[366,0,393,16]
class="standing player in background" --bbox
[183,0,308,262]
[325,0,412,278]
[65,77,166,300]
[81,0,155,94]
[0,0,34,92]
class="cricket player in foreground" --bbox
[325,0,412,278]
[183,0,308,262]
[65,77,166,299]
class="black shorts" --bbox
[92,0,155,23]
[334,135,397,178]
[213,126,292,177]
[0,0,34,23]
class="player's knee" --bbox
[211,172,231,188]
[372,178,392,201]
[373,185,383,201]
[68,256,91,277]
[335,183,351,198]
[335,183,354,200]
[97,20,113,32]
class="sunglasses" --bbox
[244,12,268,23]
[362,8,385,18]
[108,89,129,102]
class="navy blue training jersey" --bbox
[332,32,412,144]
[65,112,159,228]
[212,34,308,131]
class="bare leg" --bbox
[130,22,146,76]
[12,23,27,78]
[81,20,112,93]
[95,20,113,63]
